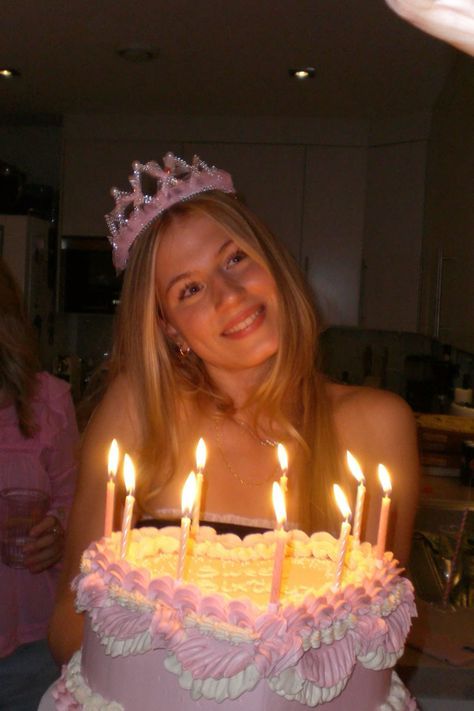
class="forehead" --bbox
[155,212,235,275]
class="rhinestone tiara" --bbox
[105,152,235,271]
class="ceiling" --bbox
[0,0,459,123]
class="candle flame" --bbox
[108,439,119,479]
[277,443,288,472]
[182,471,197,517]
[346,450,365,484]
[196,438,207,471]
[272,481,287,527]
[333,484,351,520]
[378,464,392,495]
[123,454,135,495]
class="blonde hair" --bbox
[108,191,341,532]
[0,257,40,437]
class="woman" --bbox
[49,153,419,665]
[0,257,78,709]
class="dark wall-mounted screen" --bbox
[60,236,122,313]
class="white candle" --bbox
[120,454,136,559]
[376,464,392,559]
[346,451,365,543]
[333,484,352,591]
[277,443,288,494]
[269,482,287,609]
[105,439,119,537]
[192,438,206,535]
[177,471,197,581]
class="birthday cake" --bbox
[51,525,417,710]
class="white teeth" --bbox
[224,307,263,335]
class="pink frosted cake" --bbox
[51,526,417,710]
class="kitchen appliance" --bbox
[59,236,122,314]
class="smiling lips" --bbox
[221,305,265,337]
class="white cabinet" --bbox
[360,141,428,332]
[59,117,441,337]
[420,106,474,354]
[185,142,305,262]
[301,145,367,327]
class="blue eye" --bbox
[226,249,247,267]
[179,282,202,300]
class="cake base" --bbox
[45,616,417,711]
[44,650,416,710]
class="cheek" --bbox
[246,263,277,294]
[170,303,210,342]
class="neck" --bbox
[205,360,272,410]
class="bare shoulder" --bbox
[325,381,417,441]
[325,381,419,565]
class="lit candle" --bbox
[277,443,288,494]
[177,471,197,581]
[376,464,392,559]
[120,454,136,559]
[105,439,119,537]
[191,438,206,535]
[269,481,287,609]
[346,450,365,544]
[333,484,352,591]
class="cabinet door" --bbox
[302,145,367,327]
[361,142,427,332]
[185,142,305,262]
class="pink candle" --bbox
[269,482,287,609]
[177,472,197,581]
[192,438,206,535]
[277,443,288,494]
[346,451,365,543]
[376,464,392,559]
[105,439,119,537]
[120,454,136,559]
[333,484,352,590]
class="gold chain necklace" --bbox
[214,416,279,487]
[232,417,278,448]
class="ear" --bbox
[159,316,189,351]
[161,318,179,341]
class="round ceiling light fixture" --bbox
[0,67,21,78]
[289,67,315,80]
[116,45,159,63]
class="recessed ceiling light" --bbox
[116,46,159,63]
[0,67,20,78]
[289,67,315,80]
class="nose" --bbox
[210,272,245,310]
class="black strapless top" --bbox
[136,518,271,536]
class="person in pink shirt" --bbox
[0,257,79,710]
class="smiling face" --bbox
[155,211,279,381]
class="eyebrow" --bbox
[165,239,233,295]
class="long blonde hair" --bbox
[0,257,40,437]
[108,191,341,531]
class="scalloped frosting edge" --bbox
[51,653,417,710]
